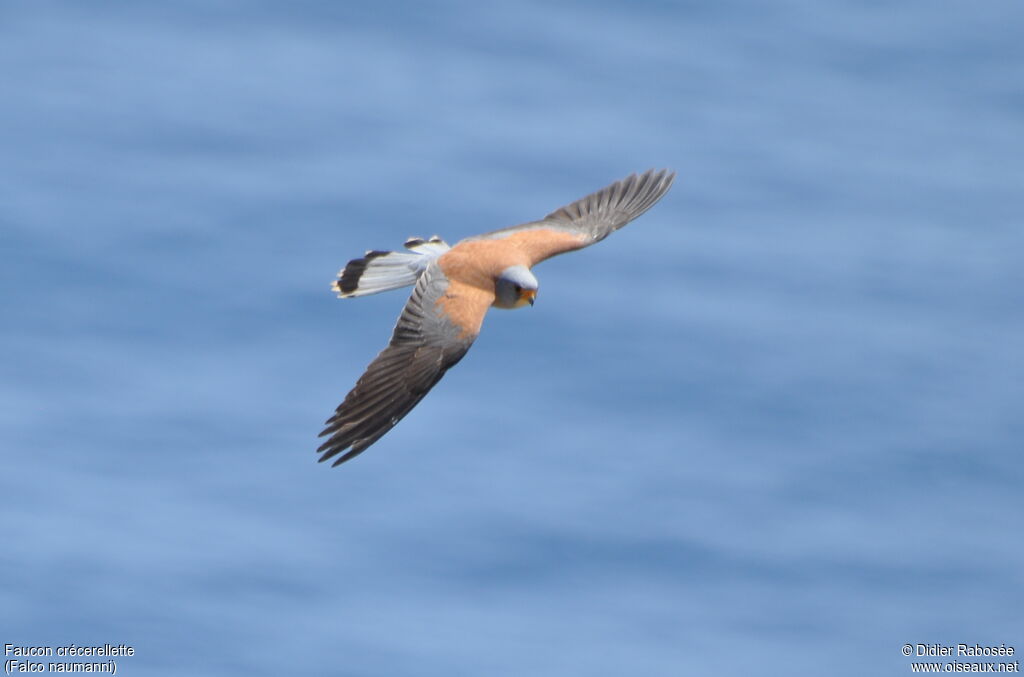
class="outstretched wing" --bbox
[317,263,492,466]
[468,168,676,266]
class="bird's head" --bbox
[494,265,538,309]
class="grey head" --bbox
[493,265,538,309]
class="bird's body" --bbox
[318,169,676,466]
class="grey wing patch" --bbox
[471,169,675,245]
[318,263,474,466]
[540,168,675,244]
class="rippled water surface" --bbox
[2,1,1022,675]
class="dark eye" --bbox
[513,284,522,293]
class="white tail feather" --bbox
[332,236,450,298]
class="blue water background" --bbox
[2,1,1022,675]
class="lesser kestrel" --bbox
[318,169,675,466]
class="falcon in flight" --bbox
[318,169,676,466]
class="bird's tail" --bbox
[332,236,450,298]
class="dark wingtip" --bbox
[314,440,363,467]
[331,450,361,467]
[316,438,345,465]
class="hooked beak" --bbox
[522,289,536,306]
